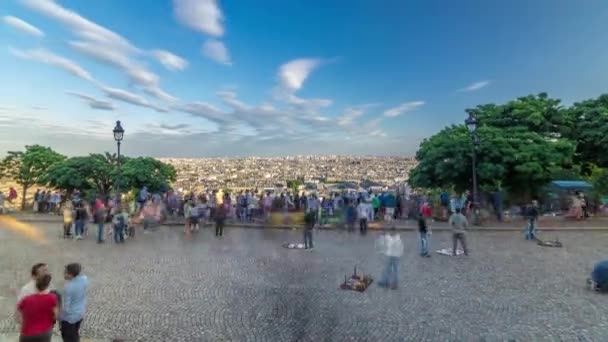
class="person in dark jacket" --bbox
[525,200,539,240]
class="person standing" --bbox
[17,274,57,342]
[62,202,73,238]
[112,205,129,243]
[449,208,469,256]
[525,200,539,240]
[93,197,106,244]
[303,210,315,250]
[8,186,18,204]
[356,199,370,235]
[378,228,403,289]
[17,263,52,303]
[73,201,87,240]
[215,202,227,238]
[418,216,431,257]
[371,195,380,221]
[0,191,5,215]
[60,263,88,342]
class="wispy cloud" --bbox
[9,47,96,83]
[23,0,180,103]
[66,91,116,111]
[2,15,44,37]
[383,101,425,117]
[151,50,188,71]
[202,39,231,65]
[173,0,224,37]
[459,80,491,92]
[102,87,166,112]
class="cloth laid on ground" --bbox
[283,243,306,249]
[536,238,563,247]
[436,248,465,256]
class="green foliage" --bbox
[42,153,121,195]
[0,145,65,209]
[566,95,608,172]
[590,167,608,200]
[409,93,578,200]
[120,157,176,193]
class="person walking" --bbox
[303,210,315,250]
[449,208,469,256]
[378,228,403,289]
[418,216,431,257]
[60,263,88,342]
[17,274,57,342]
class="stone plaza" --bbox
[1,221,608,341]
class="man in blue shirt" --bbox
[61,263,89,342]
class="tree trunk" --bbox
[20,185,28,211]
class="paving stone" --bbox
[1,222,608,341]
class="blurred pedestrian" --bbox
[378,228,403,289]
[418,216,431,257]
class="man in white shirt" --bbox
[356,200,371,235]
[378,228,403,289]
[18,263,52,303]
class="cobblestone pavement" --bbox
[1,222,608,341]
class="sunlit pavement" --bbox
[1,221,608,341]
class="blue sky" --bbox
[1,0,608,157]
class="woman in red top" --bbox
[17,274,57,342]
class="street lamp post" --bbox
[113,121,124,203]
[465,112,480,225]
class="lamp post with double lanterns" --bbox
[113,121,124,203]
[464,111,481,225]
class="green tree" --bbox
[0,145,65,209]
[120,157,176,193]
[409,94,577,201]
[566,94,608,173]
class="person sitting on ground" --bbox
[589,259,608,292]
[17,274,57,342]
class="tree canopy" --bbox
[0,145,65,209]
[408,93,601,201]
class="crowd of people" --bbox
[15,262,88,342]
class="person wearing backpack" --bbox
[112,205,129,243]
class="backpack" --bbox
[115,214,126,229]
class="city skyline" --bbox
[2,0,608,157]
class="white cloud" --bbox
[66,91,116,111]
[173,0,224,37]
[383,101,425,117]
[459,80,491,92]
[102,87,166,112]
[9,47,95,82]
[174,102,228,125]
[143,86,178,103]
[369,129,387,137]
[23,0,177,104]
[151,50,188,71]
[202,39,231,65]
[278,58,322,91]
[2,15,44,37]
